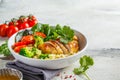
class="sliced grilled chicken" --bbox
[55,41,69,54]
[64,40,79,54]
[46,40,63,54]
[38,43,57,54]
[73,35,78,40]
[38,35,79,54]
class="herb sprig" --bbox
[0,41,11,56]
[73,55,94,80]
[31,23,74,44]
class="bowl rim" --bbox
[8,28,87,61]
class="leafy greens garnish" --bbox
[0,41,11,56]
[31,23,74,44]
[73,55,94,80]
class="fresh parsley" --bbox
[73,55,94,80]
[31,23,74,44]
[0,41,11,56]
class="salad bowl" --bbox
[8,28,87,69]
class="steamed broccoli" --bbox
[19,47,49,59]
[19,47,34,58]
[31,47,42,56]
[34,36,44,47]
[39,54,49,59]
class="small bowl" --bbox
[0,68,23,80]
[8,29,87,69]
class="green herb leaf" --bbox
[0,41,11,56]
[73,55,94,80]
[59,25,74,44]
[31,23,42,33]
[31,23,74,43]
[80,55,94,68]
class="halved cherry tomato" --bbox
[34,32,46,38]
[13,41,34,47]
[7,25,19,38]
[21,35,34,42]
[14,45,26,53]
[28,15,37,27]
[0,23,9,37]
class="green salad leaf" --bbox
[31,23,42,32]
[31,23,74,44]
[0,41,11,56]
[73,55,94,80]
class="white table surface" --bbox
[0,0,120,80]
[0,0,120,49]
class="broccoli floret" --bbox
[31,47,42,56]
[19,47,34,58]
[39,54,49,59]
[19,47,49,59]
[34,36,44,47]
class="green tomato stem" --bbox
[83,72,91,80]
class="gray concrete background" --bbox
[0,0,120,49]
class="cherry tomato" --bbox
[0,25,1,36]
[8,18,19,27]
[21,35,34,42]
[7,25,19,38]
[28,15,37,27]
[14,45,26,53]
[19,22,29,30]
[18,16,28,22]
[34,32,46,38]
[17,16,29,29]
[13,41,34,47]
[0,23,9,37]
[28,19,37,27]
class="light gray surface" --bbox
[0,49,120,80]
[0,0,120,49]
[0,0,120,80]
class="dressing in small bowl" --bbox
[0,68,23,80]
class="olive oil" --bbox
[0,74,20,80]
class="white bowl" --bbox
[8,29,87,69]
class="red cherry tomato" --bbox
[8,18,19,27]
[34,32,46,38]
[17,16,29,30]
[14,45,26,53]
[21,35,34,42]
[18,16,28,22]
[7,25,19,38]
[19,22,29,30]
[13,40,34,47]
[0,23,9,37]
[28,19,37,27]
[0,25,1,36]
[28,15,37,27]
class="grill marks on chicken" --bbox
[55,41,69,54]
[46,41,63,54]
[38,35,79,54]
[38,43,57,54]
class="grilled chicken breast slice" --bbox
[38,35,79,54]
[46,40,63,54]
[55,41,69,54]
[38,43,57,54]
[65,40,79,54]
